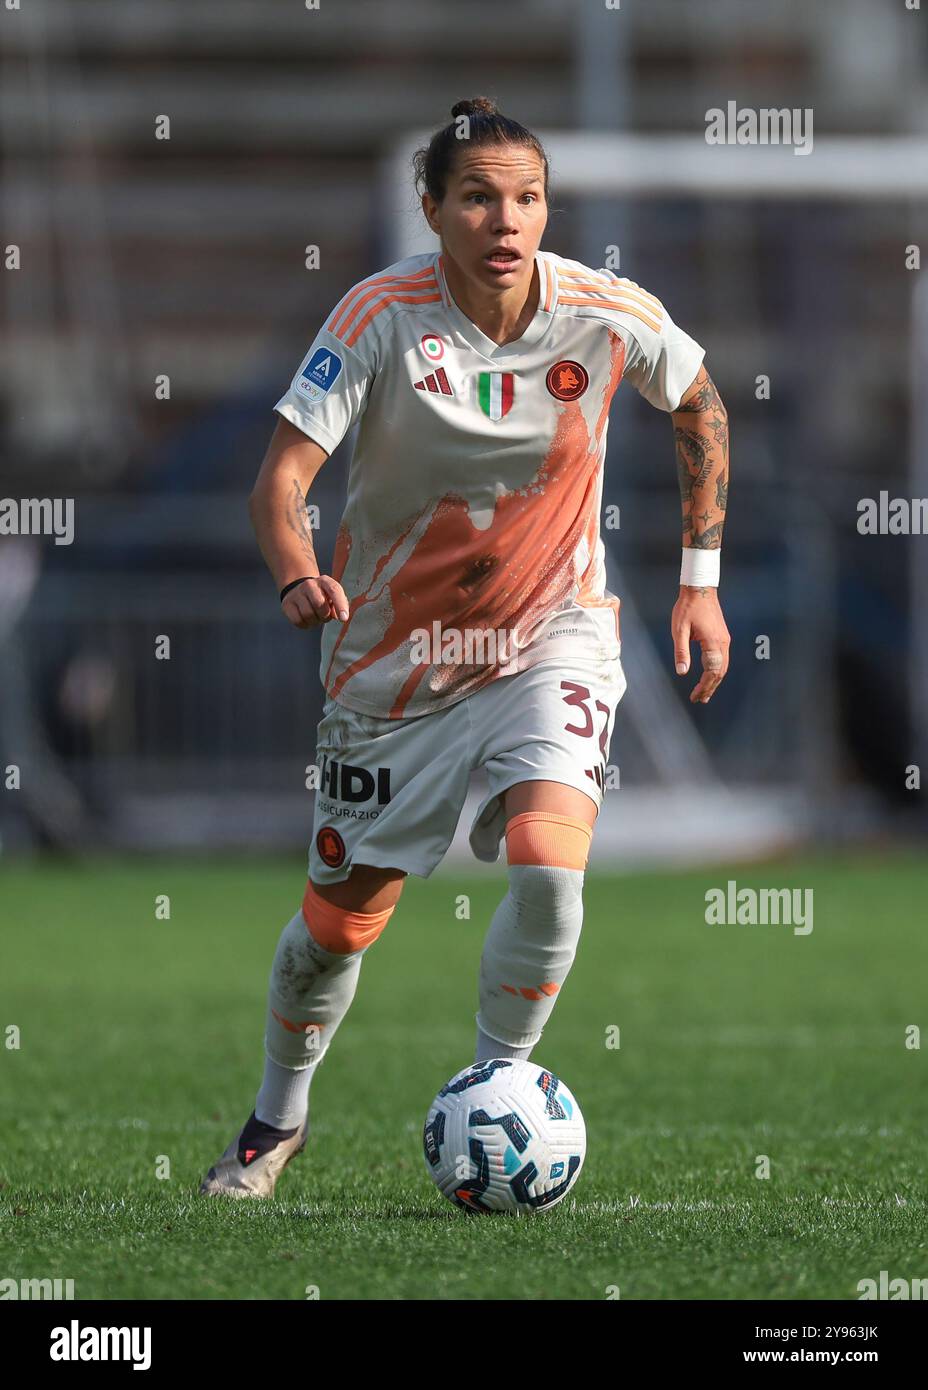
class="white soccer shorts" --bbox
[307,654,627,884]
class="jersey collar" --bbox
[435,250,557,361]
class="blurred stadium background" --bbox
[2,0,927,869]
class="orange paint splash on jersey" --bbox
[326,331,625,716]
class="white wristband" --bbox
[680,547,720,588]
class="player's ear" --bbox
[421,193,440,235]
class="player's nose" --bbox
[492,203,519,229]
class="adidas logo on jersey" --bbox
[413,367,453,396]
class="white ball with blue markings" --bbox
[422,1058,586,1213]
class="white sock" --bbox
[255,1055,318,1130]
[476,863,585,1050]
[474,1021,534,1064]
[254,906,367,1130]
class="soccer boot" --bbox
[199,1110,308,1199]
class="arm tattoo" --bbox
[691,522,724,550]
[285,478,318,564]
[675,370,729,450]
[674,427,712,500]
[672,367,729,552]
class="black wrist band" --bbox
[279,576,314,603]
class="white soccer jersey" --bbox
[274,249,704,719]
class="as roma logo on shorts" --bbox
[546,360,589,401]
[316,826,346,868]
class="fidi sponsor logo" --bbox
[857,1270,928,1300]
[704,880,813,935]
[857,491,928,535]
[49,1320,151,1370]
[705,101,813,156]
[409,621,517,668]
[0,496,74,545]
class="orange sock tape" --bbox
[505,812,593,871]
[302,881,395,954]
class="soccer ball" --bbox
[422,1058,586,1213]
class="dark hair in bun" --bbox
[450,97,499,119]
[414,96,549,204]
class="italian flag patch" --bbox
[477,371,514,421]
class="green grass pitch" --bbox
[1,850,925,1300]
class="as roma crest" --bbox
[546,360,589,401]
[316,826,346,868]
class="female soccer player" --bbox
[201,97,731,1197]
